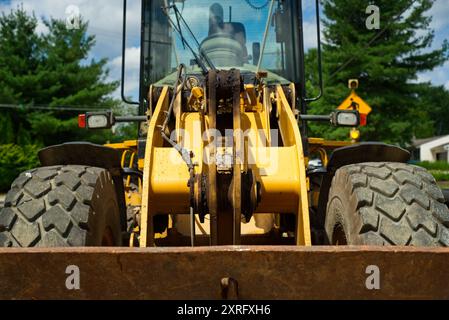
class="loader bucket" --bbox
[1,246,449,300]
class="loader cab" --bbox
[138,0,306,112]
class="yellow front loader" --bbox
[1,0,449,299]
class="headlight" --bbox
[78,112,114,129]
[331,110,360,127]
[87,114,110,129]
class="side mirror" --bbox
[252,42,261,66]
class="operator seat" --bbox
[200,3,249,67]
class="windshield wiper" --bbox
[162,4,216,74]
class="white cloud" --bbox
[303,20,320,50]
[109,46,141,99]
[2,0,141,60]
[1,0,142,99]
[415,1,449,90]
[418,61,449,89]
[429,0,449,31]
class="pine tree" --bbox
[414,83,449,137]
[306,0,449,145]
[0,8,42,144]
[0,7,120,146]
[0,7,131,191]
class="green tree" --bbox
[0,7,136,191]
[0,8,42,144]
[0,7,120,146]
[0,144,40,191]
[414,83,449,137]
[306,0,449,145]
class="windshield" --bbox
[142,0,302,86]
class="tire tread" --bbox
[0,166,110,247]
[328,162,449,246]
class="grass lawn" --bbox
[437,181,449,189]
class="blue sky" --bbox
[0,0,448,102]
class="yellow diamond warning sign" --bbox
[337,91,372,115]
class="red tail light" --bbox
[360,114,367,126]
[78,114,86,128]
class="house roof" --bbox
[412,136,446,148]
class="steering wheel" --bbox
[244,0,271,10]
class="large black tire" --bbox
[325,162,449,246]
[0,166,122,247]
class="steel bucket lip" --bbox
[2,245,449,300]
[2,245,449,253]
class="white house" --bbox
[413,135,449,162]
